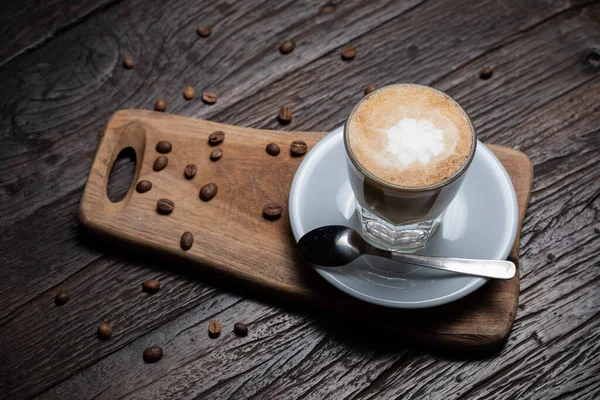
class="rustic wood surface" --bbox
[79,109,530,350]
[0,0,598,399]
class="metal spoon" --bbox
[297,225,515,280]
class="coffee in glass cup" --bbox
[344,84,476,250]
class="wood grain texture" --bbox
[79,109,530,347]
[0,0,599,399]
[0,0,120,66]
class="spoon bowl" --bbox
[298,225,368,266]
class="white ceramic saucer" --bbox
[289,126,518,308]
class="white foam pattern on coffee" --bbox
[382,118,453,166]
[347,84,473,187]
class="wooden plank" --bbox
[0,0,598,399]
[0,0,120,66]
[78,109,529,343]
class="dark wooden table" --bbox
[1,1,599,399]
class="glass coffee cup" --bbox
[344,84,476,250]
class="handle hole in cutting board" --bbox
[106,147,137,203]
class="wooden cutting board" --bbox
[80,109,532,350]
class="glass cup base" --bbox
[356,204,444,250]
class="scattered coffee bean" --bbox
[156,141,172,154]
[341,45,357,60]
[97,323,113,340]
[122,57,135,69]
[157,198,175,214]
[480,67,493,80]
[142,279,161,293]
[143,346,163,363]
[181,231,194,250]
[290,140,308,156]
[547,253,556,261]
[153,156,168,171]
[278,106,293,123]
[364,85,377,95]
[197,25,212,37]
[154,98,167,112]
[210,148,223,161]
[263,203,283,220]
[279,39,296,54]
[208,131,225,145]
[321,3,336,13]
[183,86,195,100]
[136,180,152,193]
[202,91,217,104]
[184,164,198,179]
[55,290,70,305]
[234,322,248,337]
[208,320,221,338]
[266,143,280,156]
[199,183,218,201]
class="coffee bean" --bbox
[263,203,283,220]
[157,198,174,214]
[199,183,218,201]
[184,164,198,179]
[290,140,308,156]
[321,3,336,13]
[55,290,70,305]
[142,279,161,293]
[122,57,135,69]
[234,322,248,337]
[154,98,167,112]
[202,91,217,104]
[341,45,357,60]
[181,231,194,250]
[364,85,377,95]
[156,141,172,154]
[134,181,152,195]
[208,320,221,338]
[143,346,163,363]
[97,323,112,340]
[183,86,195,100]
[208,131,225,145]
[278,106,293,123]
[197,25,212,37]
[210,148,223,161]
[266,143,280,156]
[480,67,493,80]
[153,156,168,171]
[279,39,296,54]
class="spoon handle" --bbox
[387,252,516,280]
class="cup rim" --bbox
[344,83,477,192]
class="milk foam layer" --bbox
[348,85,473,188]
